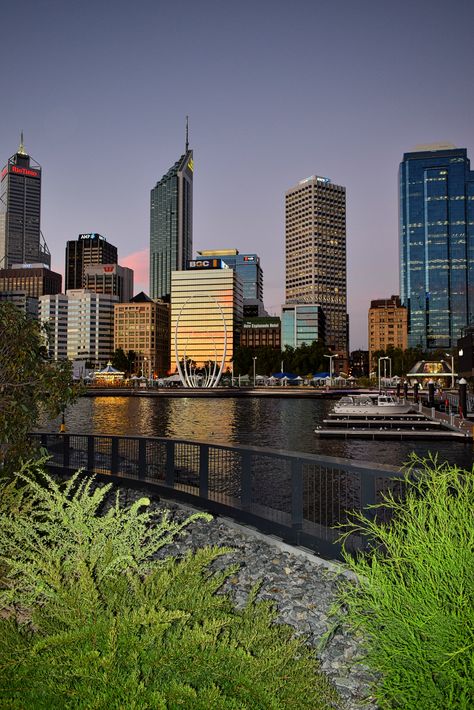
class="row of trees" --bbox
[232,340,328,377]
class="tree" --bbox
[0,303,79,474]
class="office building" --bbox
[84,264,133,302]
[285,174,347,354]
[0,291,38,319]
[39,290,117,366]
[170,260,243,373]
[400,144,474,350]
[114,292,170,377]
[0,135,50,269]
[197,249,265,316]
[0,263,61,297]
[368,295,408,369]
[150,127,193,300]
[240,317,281,349]
[281,303,325,350]
[65,233,118,291]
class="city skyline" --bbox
[2,0,473,348]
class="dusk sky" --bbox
[2,0,473,348]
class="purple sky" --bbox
[2,0,474,348]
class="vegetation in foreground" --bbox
[0,460,339,709]
[338,456,474,709]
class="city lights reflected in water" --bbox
[39,396,474,470]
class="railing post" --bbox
[165,440,175,486]
[111,437,119,476]
[138,438,147,480]
[291,459,304,545]
[359,469,376,515]
[199,445,209,499]
[62,434,70,471]
[241,450,252,510]
[87,436,95,474]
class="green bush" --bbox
[338,456,474,709]
[0,461,339,709]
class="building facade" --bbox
[150,140,193,301]
[84,263,133,302]
[65,233,118,291]
[0,136,50,269]
[0,264,61,297]
[281,303,325,350]
[114,292,170,377]
[285,175,347,354]
[0,291,38,319]
[197,249,265,316]
[240,317,281,349]
[170,263,243,374]
[368,295,408,368]
[399,144,474,350]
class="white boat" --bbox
[333,394,414,416]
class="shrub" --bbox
[337,456,474,709]
[0,461,339,709]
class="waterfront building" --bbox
[84,263,133,302]
[0,291,38,319]
[368,295,408,369]
[170,261,243,373]
[0,263,61,297]
[39,289,117,366]
[285,174,347,355]
[0,135,51,269]
[281,303,325,350]
[65,233,118,291]
[150,126,193,301]
[114,292,170,377]
[197,249,265,317]
[400,144,474,350]
[240,317,281,349]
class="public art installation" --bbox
[174,295,227,388]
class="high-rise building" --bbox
[114,292,170,377]
[368,295,408,369]
[0,135,50,269]
[170,260,243,373]
[65,233,118,291]
[281,303,325,350]
[0,263,61,297]
[84,264,133,302]
[197,249,265,316]
[400,144,474,350]
[150,126,193,301]
[285,174,347,354]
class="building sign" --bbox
[79,233,104,240]
[187,158,194,172]
[243,322,279,329]
[243,256,255,262]
[10,165,39,178]
[187,258,224,269]
[85,264,117,276]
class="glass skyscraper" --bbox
[150,137,193,301]
[281,304,325,350]
[399,144,474,350]
[197,248,265,316]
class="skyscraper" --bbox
[65,233,118,291]
[285,175,347,354]
[399,144,474,350]
[0,134,50,269]
[150,122,193,300]
[197,249,265,316]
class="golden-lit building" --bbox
[170,262,243,373]
[368,295,408,369]
[114,292,170,376]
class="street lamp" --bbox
[252,356,257,388]
[445,352,454,389]
[324,354,338,386]
[378,356,391,392]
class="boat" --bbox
[333,394,414,416]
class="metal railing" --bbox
[31,432,404,560]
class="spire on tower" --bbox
[18,131,27,156]
[185,115,189,153]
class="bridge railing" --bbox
[31,432,404,560]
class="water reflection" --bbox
[39,395,474,470]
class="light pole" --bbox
[378,356,390,392]
[445,352,455,389]
[253,356,257,388]
[324,354,338,386]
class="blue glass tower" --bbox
[399,145,474,350]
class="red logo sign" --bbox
[103,266,115,273]
[11,166,39,178]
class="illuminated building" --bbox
[285,175,347,355]
[399,144,474,349]
[368,295,407,369]
[170,260,243,373]
[65,233,118,291]
[114,292,170,376]
[150,121,193,300]
[0,134,50,268]
[240,317,281,349]
[197,249,265,316]
[84,264,134,302]
[281,304,325,350]
[0,263,61,297]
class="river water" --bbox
[39,395,474,471]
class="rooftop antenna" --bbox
[185,115,189,153]
[18,130,27,156]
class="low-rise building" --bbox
[240,317,281,349]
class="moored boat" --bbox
[333,394,414,415]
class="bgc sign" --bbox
[187,258,224,270]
